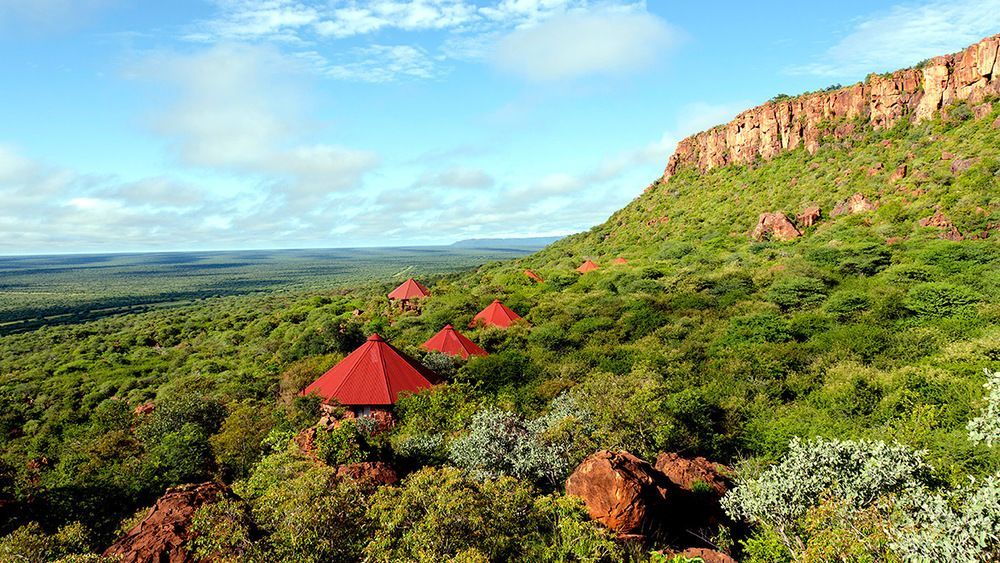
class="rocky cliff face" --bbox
[663,34,1000,180]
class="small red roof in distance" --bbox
[423,324,488,359]
[612,257,628,265]
[524,269,544,283]
[302,334,440,406]
[388,278,431,300]
[471,299,524,329]
[577,260,599,273]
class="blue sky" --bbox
[1,0,998,254]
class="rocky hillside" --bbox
[521,35,999,266]
[664,34,1000,180]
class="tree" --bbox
[364,466,535,562]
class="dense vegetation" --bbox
[0,246,538,335]
[0,102,998,561]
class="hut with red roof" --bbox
[302,334,440,417]
[612,257,628,265]
[470,299,524,329]
[577,260,599,273]
[524,269,544,283]
[423,325,488,359]
[388,278,430,311]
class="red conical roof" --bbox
[524,269,544,283]
[470,299,524,329]
[612,257,628,265]
[388,278,430,300]
[577,260,599,273]
[302,334,440,406]
[423,324,488,359]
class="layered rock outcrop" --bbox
[664,34,1000,180]
[104,482,227,563]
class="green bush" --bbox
[315,418,368,465]
[767,277,828,310]
[364,467,535,562]
[905,282,979,318]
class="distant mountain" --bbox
[450,236,564,250]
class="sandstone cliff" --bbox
[663,34,1000,180]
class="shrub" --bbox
[364,467,536,562]
[838,243,892,277]
[968,369,1000,448]
[0,521,93,563]
[456,351,537,393]
[421,351,458,379]
[211,401,274,479]
[823,292,870,321]
[449,395,594,486]
[892,472,1000,560]
[722,437,933,555]
[252,464,371,563]
[722,314,792,346]
[189,499,257,562]
[570,368,672,459]
[767,277,828,310]
[904,282,979,318]
[315,418,368,465]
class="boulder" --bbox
[890,164,908,182]
[796,206,821,228]
[866,162,884,176]
[941,150,955,160]
[565,451,671,535]
[919,212,964,241]
[336,461,398,486]
[104,482,227,563]
[133,402,155,416]
[655,453,733,531]
[750,213,801,241]
[654,452,731,498]
[951,157,979,174]
[831,193,876,217]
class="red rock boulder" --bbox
[655,452,733,530]
[919,212,964,241]
[565,451,671,535]
[796,206,821,228]
[750,213,801,241]
[104,482,227,563]
[890,164,908,182]
[654,452,731,497]
[831,193,876,217]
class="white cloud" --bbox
[788,0,1000,77]
[321,44,438,82]
[181,1,670,82]
[315,0,477,38]
[136,43,379,212]
[491,10,679,80]
[411,166,495,189]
